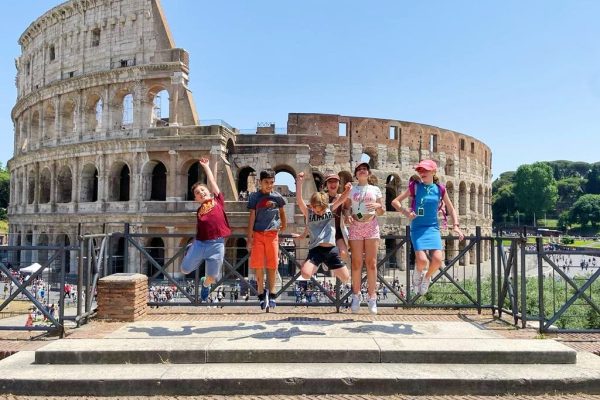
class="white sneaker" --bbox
[412,271,424,290]
[419,276,431,296]
[367,297,377,315]
[350,293,361,313]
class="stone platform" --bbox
[0,313,599,396]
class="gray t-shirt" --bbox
[247,190,286,231]
[307,207,336,249]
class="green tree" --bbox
[585,163,600,195]
[513,162,558,224]
[556,176,584,214]
[0,162,9,212]
[492,184,516,223]
[569,194,600,227]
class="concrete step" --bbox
[2,351,600,396]
[34,337,577,365]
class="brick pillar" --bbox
[97,273,148,321]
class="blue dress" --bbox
[410,182,442,251]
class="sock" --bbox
[258,293,265,301]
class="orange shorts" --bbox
[249,231,279,270]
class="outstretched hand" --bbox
[297,172,305,183]
[199,158,210,168]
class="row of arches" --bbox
[15,85,171,154]
[12,158,208,206]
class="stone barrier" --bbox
[97,273,148,321]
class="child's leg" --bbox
[426,250,444,278]
[331,266,350,283]
[364,238,379,298]
[349,240,365,294]
[336,237,349,264]
[255,268,265,295]
[266,268,277,294]
[203,239,225,285]
[414,250,429,274]
[180,240,205,274]
[301,259,317,280]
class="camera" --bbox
[356,212,363,220]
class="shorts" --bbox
[180,238,225,278]
[306,246,345,270]
[348,217,380,241]
[249,230,279,270]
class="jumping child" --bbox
[295,172,352,282]
[180,157,231,302]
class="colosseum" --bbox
[8,0,492,279]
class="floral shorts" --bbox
[348,217,380,241]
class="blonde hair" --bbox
[309,192,329,209]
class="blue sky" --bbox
[2,0,599,180]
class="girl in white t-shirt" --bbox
[343,162,384,315]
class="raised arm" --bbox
[199,157,220,195]
[331,182,352,211]
[295,172,308,218]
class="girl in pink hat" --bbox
[391,160,464,296]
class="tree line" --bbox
[492,160,600,231]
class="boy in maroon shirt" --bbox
[180,157,231,301]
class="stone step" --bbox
[34,337,576,365]
[2,351,599,396]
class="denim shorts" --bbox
[180,238,225,278]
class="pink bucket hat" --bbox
[324,172,340,182]
[414,159,437,171]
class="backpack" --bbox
[408,180,448,228]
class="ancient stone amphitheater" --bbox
[8,0,492,276]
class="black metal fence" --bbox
[2,226,599,334]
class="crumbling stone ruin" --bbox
[8,0,492,276]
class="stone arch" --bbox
[469,183,476,212]
[109,161,131,201]
[27,170,35,204]
[185,160,207,201]
[85,92,103,132]
[44,101,56,140]
[61,98,77,136]
[110,234,126,274]
[142,160,167,201]
[112,87,134,129]
[385,173,401,211]
[80,163,98,202]
[361,148,378,170]
[145,237,165,279]
[39,167,51,203]
[37,233,49,265]
[149,87,170,127]
[56,165,73,203]
[459,181,467,216]
[30,110,40,144]
[237,166,256,195]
